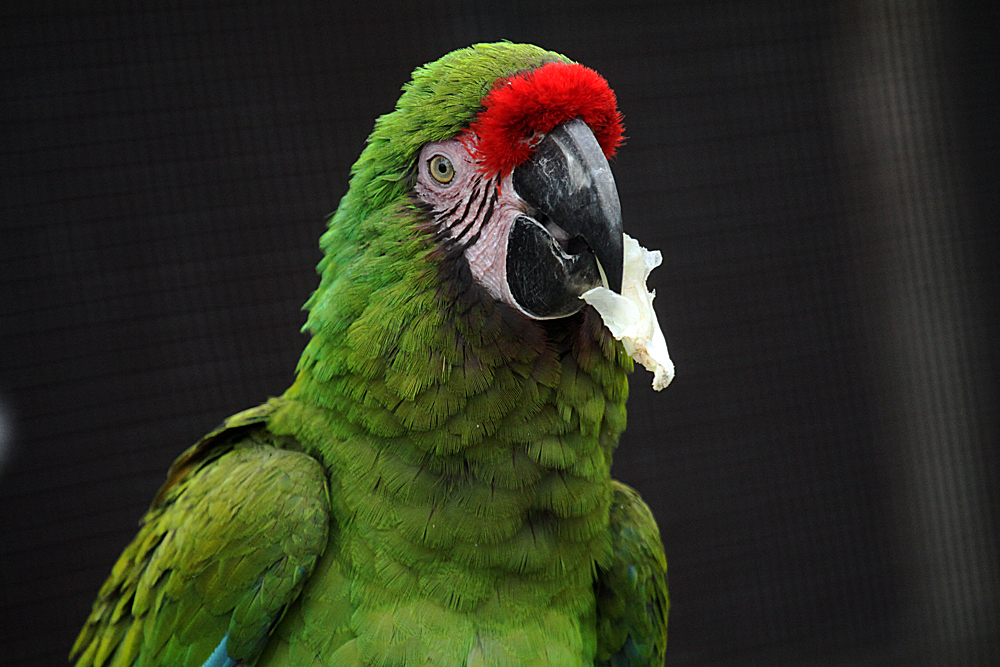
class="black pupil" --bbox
[437,159,448,173]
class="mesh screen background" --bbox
[1,3,997,666]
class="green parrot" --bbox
[71,42,671,667]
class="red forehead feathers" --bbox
[467,62,624,177]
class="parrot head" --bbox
[412,55,625,320]
[319,43,627,324]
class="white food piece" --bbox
[582,234,674,390]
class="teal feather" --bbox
[200,636,237,667]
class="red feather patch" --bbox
[467,62,624,177]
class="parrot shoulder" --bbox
[595,481,669,667]
[70,399,331,667]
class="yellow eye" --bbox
[429,155,455,184]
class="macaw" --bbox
[71,42,672,667]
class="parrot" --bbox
[71,42,671,667]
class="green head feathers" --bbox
[346,43,572,215]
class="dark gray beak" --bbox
[507,117,624,319]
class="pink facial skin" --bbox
[413,136,537,317]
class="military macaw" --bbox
[72,42,673,667]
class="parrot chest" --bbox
[266,309,629,665]
[279,439,614,666]
[278,498,607,667]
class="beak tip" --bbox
[602,233,625,294]
[609,273,622,294]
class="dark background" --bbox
[1,2,997,666]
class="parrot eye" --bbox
[428,155,455,184]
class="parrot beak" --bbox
[508,117,625,319]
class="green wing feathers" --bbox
[71,403,331,667]
[595,482,669,667]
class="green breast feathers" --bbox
[72,42,672,667]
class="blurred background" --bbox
[1,2,996,665]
